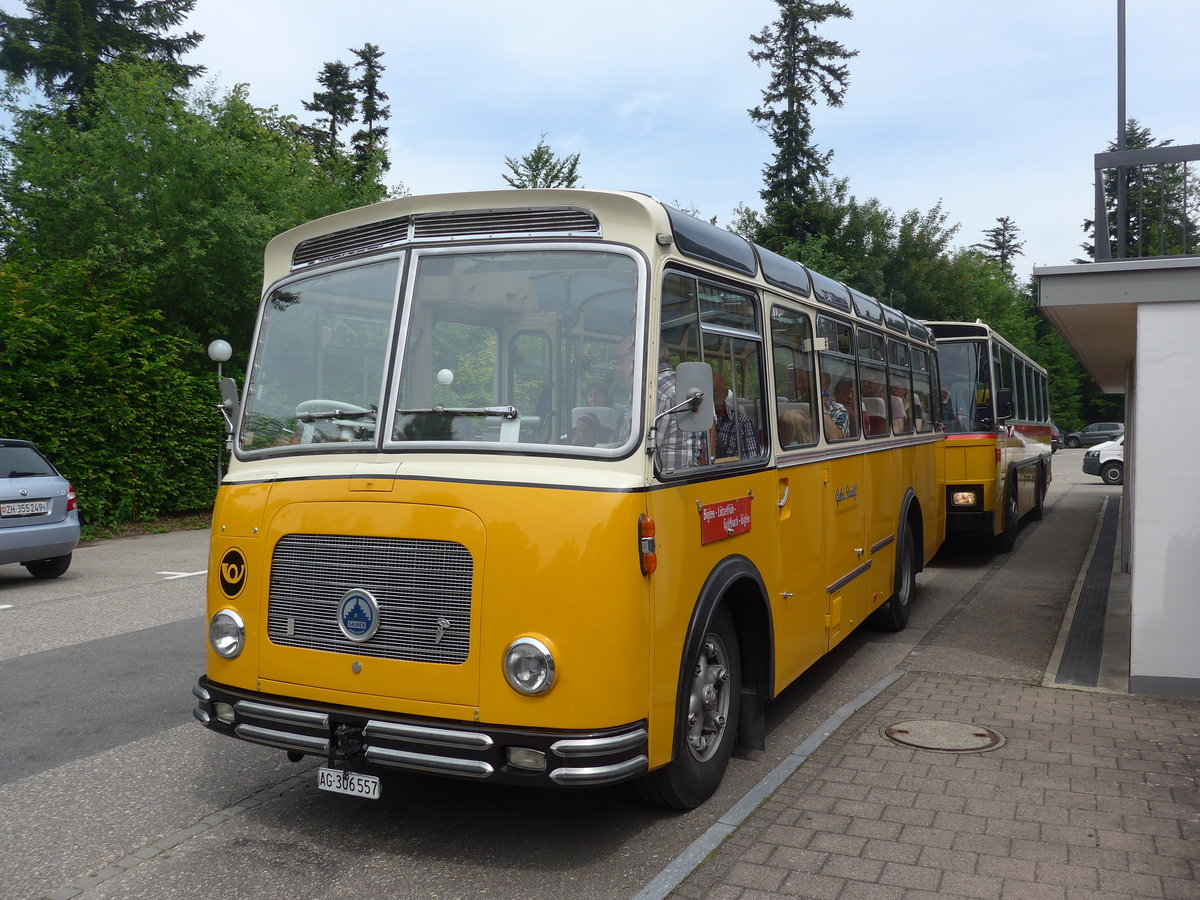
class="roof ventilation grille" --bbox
[292,217,411,269]
[412,206,600,241]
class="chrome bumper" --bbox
[193,678,648,788]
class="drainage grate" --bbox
[881,719,1005,753]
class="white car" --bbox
[1082,435,1124,485]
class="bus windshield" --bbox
[936,340,993,432]
[237,248,641,455]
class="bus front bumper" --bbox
[193,677,648,788]
[945,509,995,536]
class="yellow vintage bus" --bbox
[927,321,1053,551]
[193,189,945,808]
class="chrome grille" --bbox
[411,206,600,241]
[291,217,411,269]
[267,534,472,664]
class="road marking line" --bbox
[158,570,207,580]
[0,604,13,610]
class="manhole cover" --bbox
[882,719,1005,753]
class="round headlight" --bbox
[503,637,556,695]
[209,609,245,659]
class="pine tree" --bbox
[972,216,1026,272]
[502,134,580,189]
[0,0,203,99]
[350,43,390,173]
[302,60,357,159]
[1083,119,1199,259]
[748,0,856,248]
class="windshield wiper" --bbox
[296,408,377,423]
[396,406,520,420]
[6,470,47,477]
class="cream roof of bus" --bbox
[261,189,672,290]
[258,188,935,349]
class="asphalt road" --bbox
[0,450,1117,899]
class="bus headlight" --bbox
[503,637,556,695]
[951,489,980,508]
[209,609,245,659]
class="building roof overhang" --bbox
[1035,256,1200,393]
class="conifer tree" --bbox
[748,0,856,249]
[303,60,357,159]
[0,0,202,99]
[502,134,580,189]
[350,43,390,173]
[972,216,1026,272]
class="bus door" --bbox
[817,316,869,648]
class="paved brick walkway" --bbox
[667,672,1200,899]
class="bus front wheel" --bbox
[996,480,1019,552]
[637,606,741,810]
[871,523,916,632]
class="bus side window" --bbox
[857,328,888,437]
[770,306,817,449]
[911,347,933,433]
[888,339,912,435]
[817,316,858,441]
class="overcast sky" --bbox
[8,0,1200,275]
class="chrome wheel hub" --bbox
[686,634,731,762]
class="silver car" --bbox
[1,439,81,578]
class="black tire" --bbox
[871,522,916,632]
[23,553,72,579]
[637,606,741,810]
[1029,469,1045,521]
[1066,437,1081,449]
[996,481,1019,552]
[1101,462,1123,486]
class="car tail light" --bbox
[66,482,78,512]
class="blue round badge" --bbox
[338,589,380,642]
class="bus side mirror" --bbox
[218,377,241,434]
[995,387,1013,421]
[673,362,716,432]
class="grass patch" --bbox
[81,511,210,542]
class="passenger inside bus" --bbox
[777,407,814,447]
[890,384,911,433]
[820,372,849,440]
[940,389,965,432]
[833,378,857,436]
[712,371,759,459]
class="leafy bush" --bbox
[0,262,222,528]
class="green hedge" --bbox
[1,263,221,528]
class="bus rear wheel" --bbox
[1029,468,1045,521]
[637,606,741,810]
[871,523,915,632]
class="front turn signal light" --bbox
[638,514,657,575]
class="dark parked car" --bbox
[1050,422,1063,452]
[1,439,80,578]
[1064,422,1123,449]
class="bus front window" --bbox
[238,259,399,452]
[936,340,992,432]
[391,249,640,452]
